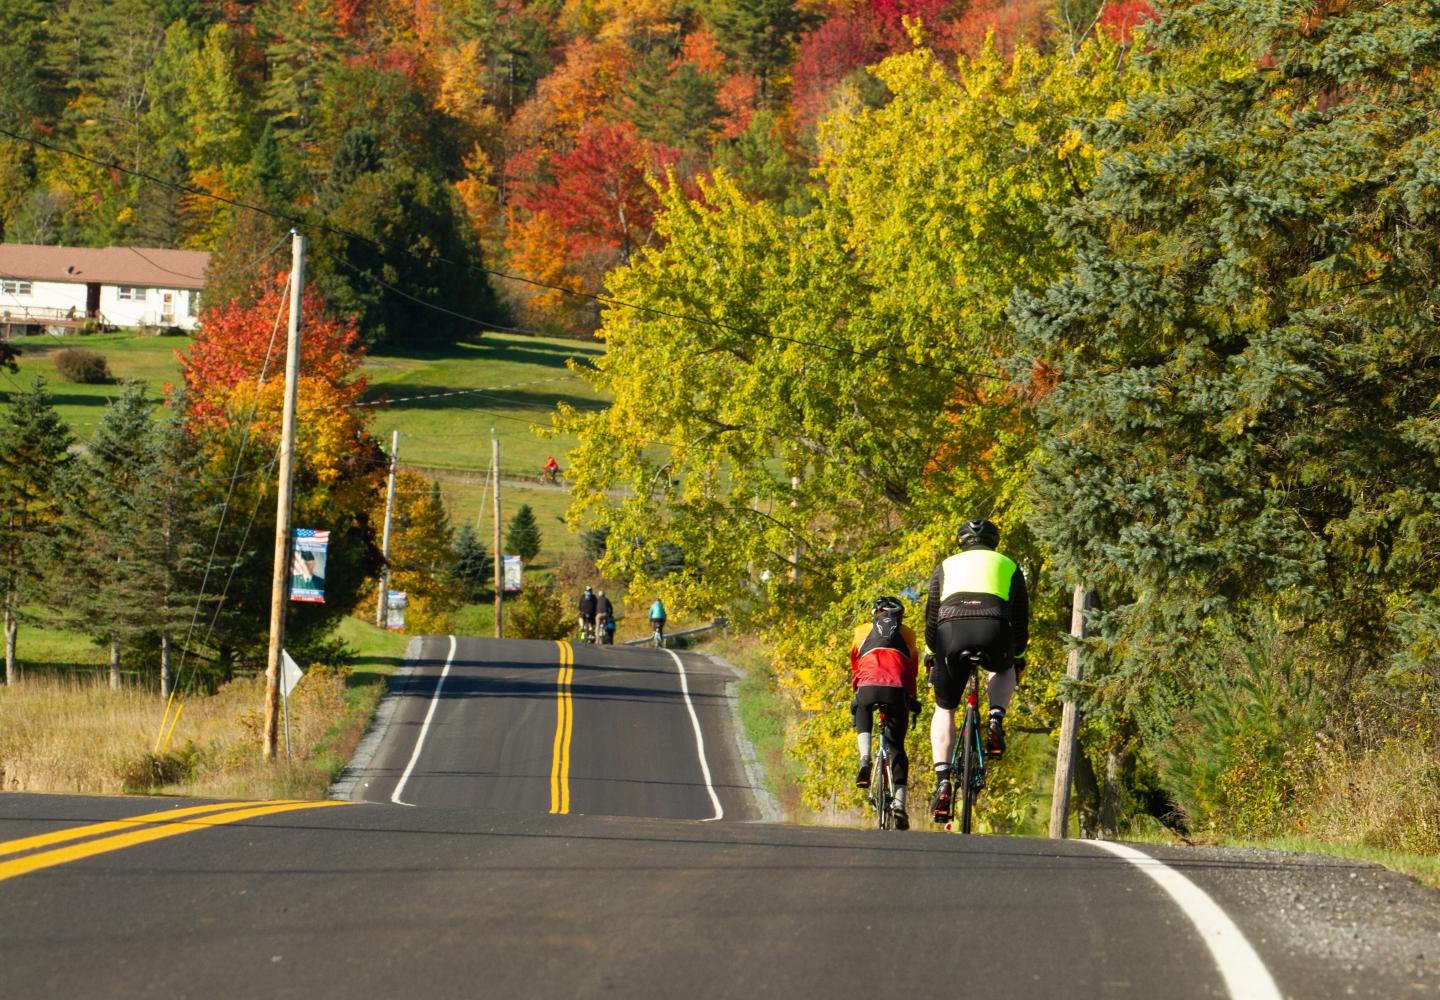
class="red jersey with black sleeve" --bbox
[849,612,920,699]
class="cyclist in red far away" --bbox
[925,518,1029,824]
[850,595,922,830]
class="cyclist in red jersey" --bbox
[850,595,922,830]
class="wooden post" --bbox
[492,431,503,638]
[375,430,399,626]
[1049,584,1092,838]
[263,231,305,762]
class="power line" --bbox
[0,125,1014,382]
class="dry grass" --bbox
[1300,733,1440,857]
[0,669,379,801]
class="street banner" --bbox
[281,649,305,698]
[289,528,329,603]
[503,555,523,592]
[385,590,408,631]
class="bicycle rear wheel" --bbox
[875,749,892,830]
[959,706,979,834]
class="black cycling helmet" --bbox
[957,518,1000,550]
[871,595,903,617]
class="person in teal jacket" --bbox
[924,518,1029,823]
[648,598,667,646]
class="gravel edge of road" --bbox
[328,636,425,801]
[700,652,782,824]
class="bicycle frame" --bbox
[947,654,988,834]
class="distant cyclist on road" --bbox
[578,586,597,641]
[596,590,614,636]
[850,595,921,830]
[648,597,667,645]
[925,518,1029,824]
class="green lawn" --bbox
[0,332,188,440]
[2,330,600,559]
[2,329,602,667]
[362,335,605,476]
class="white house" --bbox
[0,243,210,335]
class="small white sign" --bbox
[281,649,305,698]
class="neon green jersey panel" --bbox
[940,550,1016,600]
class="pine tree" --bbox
[506,504,542,563]
[0,379,74,684]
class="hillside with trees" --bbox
[1,0,1120,341]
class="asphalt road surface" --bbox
[2,636,1436,1000]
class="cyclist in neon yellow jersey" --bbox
[924,518,1029,824]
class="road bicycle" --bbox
[947,650,989,834]
[541,466,563,484]
[651,623,665,648]
[866,706,902,831]
[579,620,596,645]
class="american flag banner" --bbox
[289,528,330,603]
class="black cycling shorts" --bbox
[851,685,910,785]
[930,618,1013,711]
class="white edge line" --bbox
[390,634,458,807]
[665,647,724,821]
[1090,840,1282,1000]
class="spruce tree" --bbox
[506,504,542,563]
[1011,0,1440,715]
[0,378,74,684]
[451,523,492,601]
[55,385,213,695]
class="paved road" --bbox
[1,637,1436,999]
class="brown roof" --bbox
[0,244,209,290]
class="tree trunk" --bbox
[159,630,171,699]
[1073,749,1102,838]
[1099,747,1128,838]
[3,607,16,686]
[109,640,121,690]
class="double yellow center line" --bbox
[550,641,574,814]
[0,799,350,883]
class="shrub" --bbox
[508,582,571,640]
[53,347,111,383]
[1154,636,1321,838]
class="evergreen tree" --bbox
[506,504,542,563]
[256,0,348,152]
[0,379,74,684]
[1010,0,1440,759]
[312,162,501,349]
[50,382,159,688]
[701,0,818,105]
[451,523,493,600]
[53,384,211,695]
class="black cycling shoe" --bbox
[931,778,952,823]
[986,716,1006,758]
[855,758,872,789]
[893,804,909,830]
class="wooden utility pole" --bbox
[492,430,503,638]
[1049,584,1093,837]
[375,430,399,626]
[262,231,305,762]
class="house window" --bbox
[1,280,33,295]
[117,286,145,301]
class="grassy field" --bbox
[0,331,187,439]
[0,329,600,559]
[362,336,605,474]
